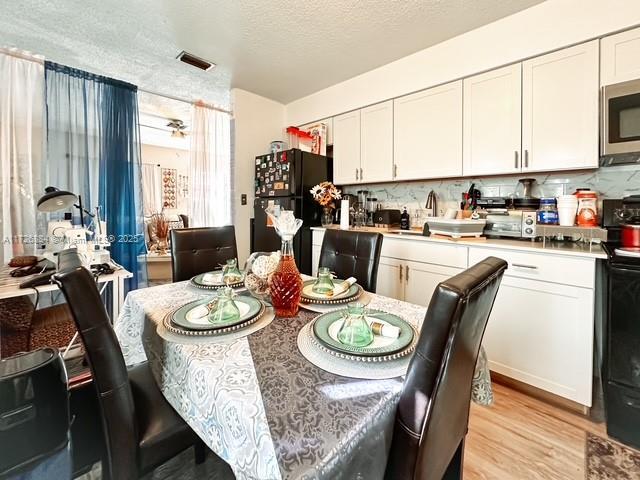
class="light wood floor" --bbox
[464,382,608,480]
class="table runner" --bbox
[115,281,492,479]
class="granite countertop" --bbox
[311,225,607,259]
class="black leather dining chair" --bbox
[52,251,226,480]
[170,226,238,282]
[384,256,507,480]
[318,229,383,293]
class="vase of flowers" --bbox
[150,212,170,254]
[310,182,341,227]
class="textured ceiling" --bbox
[0,0,543,106]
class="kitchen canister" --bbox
[537,198,559,225]
[575,189,598,227]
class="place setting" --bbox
[298,267,371,313]
[160,255,277,344]
[297,269,418,379]
[188,258,246,291]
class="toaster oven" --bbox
[483,210,537,239]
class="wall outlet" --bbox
[241,194,247,205]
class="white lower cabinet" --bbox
[469,246,596,406]
[482,276,594,406]
[403,260,463,308]
[376,257,405,300]
[376,257,462,306]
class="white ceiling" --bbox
[0,0,543,105]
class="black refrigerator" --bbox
[252,148,332,275]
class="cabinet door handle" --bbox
[355,168,359,181]
[514,151,519,169]
[524,149,529,168]
[512,263,538,270]
[360,167,363,180]
[405,265,410,282]
[399,265,403,282]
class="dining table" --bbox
[114,278,493,480]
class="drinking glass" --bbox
[337,302,374,347]
[312,267,335,294]
[222,258,243,284]
[208,287,241,325]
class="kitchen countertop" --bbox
[311,225,607,259]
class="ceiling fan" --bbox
[167,119,189,138]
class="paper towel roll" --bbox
[340,199,350,230]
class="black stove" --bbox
[600,240,640,449]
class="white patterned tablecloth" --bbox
[114,281,493,480]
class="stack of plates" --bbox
[299,279,363,305]
[310,309,417,362]
[190,270,245,290]
[163,296,265,337]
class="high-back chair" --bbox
[385,256,507,480]
[170,226,238,282]
[318,229,383,293]
[53,251,211,480]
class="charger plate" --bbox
[297,322,412,379]
[299,291,373,314]
[164,297,265,336]
[300,279,363,305]
[190,270,245,290]
[311,310,417,362]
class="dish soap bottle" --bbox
[400,207,410,230]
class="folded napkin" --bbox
[202,272,221,285]
[369,320,401,339]
[328,277,357,297]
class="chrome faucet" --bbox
[425,190,438,217]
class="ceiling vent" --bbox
[176,51,215,71]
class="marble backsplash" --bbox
[343,165,640,219]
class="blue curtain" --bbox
[45,62,147,291]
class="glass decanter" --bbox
[208,287,241,325]
[222,258,243,284]
[337,302,374,347]
[266,207,303,318]
[312,267,334,295]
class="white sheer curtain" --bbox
[141,163,161,215]
[0,49,44,264]
[189,104,232,227]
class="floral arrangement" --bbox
[150,211,170,254]
[310,182,342,209]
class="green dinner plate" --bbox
[190,270,245,290]
[300,279,361,303]
[171,295,263,331]
[312,309,415,357]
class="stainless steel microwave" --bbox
[602,79,640,165]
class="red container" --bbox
[621,223,640,248]
[575,190,598,227]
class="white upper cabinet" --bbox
[601,27,640,86]
[332,110,361,184]
[463,64,522,176]
[394,81,462,180]
[360,101,394,183]
[521,40,599,172]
